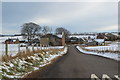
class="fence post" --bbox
[43,45,44,49]
[45,45,47,49]
[37,44,38,50]
[47,45,48,50]
[26,44,28,54]
[26,45,28,50]
[44,45,46,49]
[18,43,20,52]
[5,43,8,56]
[46,45,48,49]
[40,44,42,50]
[32,44,34,53]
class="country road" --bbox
[27,45,119,78]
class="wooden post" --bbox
[5,43,8,56]
[18,43,20,52]
[40,44,42,50]
[37,44,38,50]
[32,44,34,53]
[26,45,28,50]
[43,45,45,50]
[46,45,47,49]
[26,44,28,54]
[45,45,46,50]
[47,45,48,49]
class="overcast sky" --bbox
[1,1,118,34]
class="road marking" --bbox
[114,75,120,80]
[102,74,112,80]
[91,74,120,80]
[91,74,100,80]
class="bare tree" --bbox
[42,26,50,34]
[21,22,41,44]
[49,27,52,33]
[55,27,70,37]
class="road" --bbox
[27,45,119,78]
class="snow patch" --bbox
[1,46,68,79]
[76,46,119,61]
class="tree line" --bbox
[21,22,70,44]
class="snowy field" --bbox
[0,36,64,57]
[0,36,24,44]
[76,45,119,61]
[69,35,97,39]
[0,43,64,57]
[84,42,119,52]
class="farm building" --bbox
[86,39,97,46]
[5,38,20,44]
[86,39,105,46]
[94,39,105,45]
[32,38,40,44]
[105,33,119,41]
[4,38,28,44]
[40,34,62,46]
[67,37,84,44]
[70,37,79,44]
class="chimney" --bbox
[62,32,65,46]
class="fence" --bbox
[1,43,50,57]
[81,46,120,54]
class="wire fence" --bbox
[81,45,120,54]
[1,43,48,57]
[0,43,64,57]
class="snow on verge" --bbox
[76,46,119,61]
[1,46,68,79]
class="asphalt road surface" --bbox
[28,45,119,78]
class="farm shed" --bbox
[86,39,105,46]
[5,38,20,44]
[86,39,97,46]
[94,39,105,45]
[40,34,62,46]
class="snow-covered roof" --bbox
[81,38,86,41]
[57,34,62,38]
[69,35,97,39]
[88,40,94,42]
[94,39,104,43]
[112,33,119,36]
